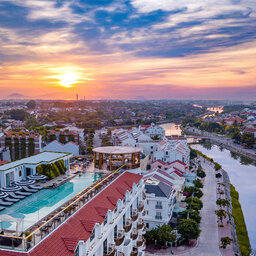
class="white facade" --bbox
[144,182,176,230]
[76,176,146,256]
[43,140,79,156]
[153,139,190,165]
[0,151,71,187]
[140,123,165,139]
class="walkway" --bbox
[146,156,221,256]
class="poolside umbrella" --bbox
[15,180,36,186]
[27,174,47,181]
[0,185,22,192]
[0,191,8,199]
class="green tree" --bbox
[216,199,230,209]
[215,209,227,226]
[190,149,197,159]
[193,179,203,188]
[220,237,233,249]
[177,219,201,242]
[183,186,203,198]
[179,210,201,224]
[145,224,176,246]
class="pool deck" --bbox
[40,163,96,189]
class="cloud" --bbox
[0,0,255,99]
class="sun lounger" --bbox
[29,185,42,190]
[22,186,38,193]
[0,199,13,206]
[8,192,25,199]
[4,196,20,203]
[0,206,5,211]
[16,191,32,196]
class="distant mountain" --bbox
[6,93,28,99]
[136,96,146,101]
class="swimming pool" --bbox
[0,172,102,232]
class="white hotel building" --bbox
[0,147,146,256]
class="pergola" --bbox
[93,146,141,171]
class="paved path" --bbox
[182,157,221,256]
[146,156,221,256]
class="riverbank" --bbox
[192,144,255,253]
[183,126,256,162]
[230,184,251,256]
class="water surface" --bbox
[192,144,256,249]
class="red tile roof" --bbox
[0,160,8,166]
[62,237,79,252]
[0,172,142,256]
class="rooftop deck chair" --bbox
[21,186,38,193]
[8,192,25,200]
[16,191,32,196]
[4,196,20,203]
[0,199,13,206]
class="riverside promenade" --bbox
[145,155,221,256]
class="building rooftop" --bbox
[0,151,71,171]
[0,171,142,256]
[93,146,141,154]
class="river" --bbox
[191,143,256,250]
[160,123,182,136]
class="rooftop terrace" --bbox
[0,152,71,171]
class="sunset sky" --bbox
[0,0,256,100]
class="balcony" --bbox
[130,247,138,256]
[137,219,144,230]
[103,244,116,256]
[137,201,144,212]
[131,210,138,222]
[155,204,163,209]
[124,219,132,233]
[136,236,144,247]
[142,191,146,200]
[130,228,138,240]
[114,230,125,246]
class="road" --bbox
[179,157,221,256]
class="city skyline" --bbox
[0,0,256,100]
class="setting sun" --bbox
[56,71,80,87]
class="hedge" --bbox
[230,184,251,256]
[28,138,35,156]
[20,138,26,158]
[36,160,65,180]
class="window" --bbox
[130,205,133,216]
[147,200,149,205]
[136,197,138,207]
[114,207,118,213]
[151,146,153,149]
[151,151,153,154]
[90,228,95,242]
[156,201,162,209]
[103,217,108,226]
[146,223,149,228]
[114,225,117,238]
[123,214,126,226]
[155,212,162,220]
[166,151,168,155]
[19,171,22,177]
